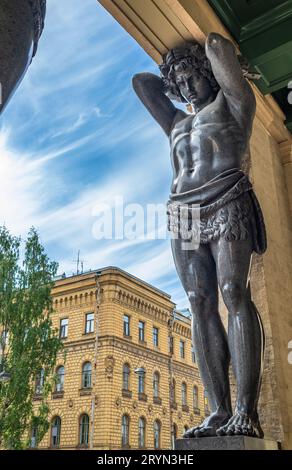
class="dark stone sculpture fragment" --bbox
[0,0,46,113]
[133,32,266,439]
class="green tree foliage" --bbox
[0,226,63,449]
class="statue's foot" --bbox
[216,412,264,438]
[183,412,231,438]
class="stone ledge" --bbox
[175,436,279,450]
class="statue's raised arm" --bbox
[205,32,256,129]
[132,72,184,136]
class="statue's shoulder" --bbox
[170,109,189,133]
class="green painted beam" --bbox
[208,0,292,95]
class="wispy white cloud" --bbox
[0,0,189,310]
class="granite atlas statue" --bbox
[133,32,267,439]
[0,0,46,114]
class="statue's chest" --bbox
[170,114,220,153]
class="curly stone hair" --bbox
[159,42,220,102]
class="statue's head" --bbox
[159,42,219,107]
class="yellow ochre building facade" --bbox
[33,267,208,450]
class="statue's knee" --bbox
[188,291,210,314]
[221,281,244,313]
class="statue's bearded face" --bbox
[173,61,213,106]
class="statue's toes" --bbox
[195,426,217,438]
[234,425,243,435]
[216,425,228,436]
[234,417,244,435]
[226,424,236,436]
[183,427,197,439]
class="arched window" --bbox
[153,420,161,449]
[30,427,38,448]
[55,366,65,392]
[51,416,61,448]
[138,369,145,394]
[182,382,187,406]
[79,414,90,446]
[123,364,130,391]
[121,415,130,447]
[153,372,160,398]
[35,368,45,394]
[193,385,198,409]
[138,417,146,448]
[82,362,92,388]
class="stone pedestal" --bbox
[175,436,279,450]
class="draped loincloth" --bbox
[167,168,267,255]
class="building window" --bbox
[138,369,145,394]
[123,363,130,390]
[193,385,198,409]
[35,369,45,395]
[180,340,185,358]
[82,362,92,388]
[182,382,187,406]
[121,415,130,447]
[55,366,65,392]
[153,327,159,347]
[172,423,177,449]
[59,318,68,339]
[138,417,146,448]
[30,427,38,448]
[153,372,160,398]
[123,315,130,337]
[138,321,145,342]
[79,414,90,446]
[191,345,196,363]
[51,416,61,448]
[85,313,94,334]
[153,420,161,449]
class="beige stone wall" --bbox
[33,269,205,450]
[250,118,292,448]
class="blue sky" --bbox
[0,0,189,309]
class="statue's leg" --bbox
[209,236,264,437]
[171,238,232,438]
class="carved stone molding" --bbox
[172,361,201,379]
[173,321,192,339]
[113,288,170,324]
[99,335,170,366]
[105,355,115,379]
